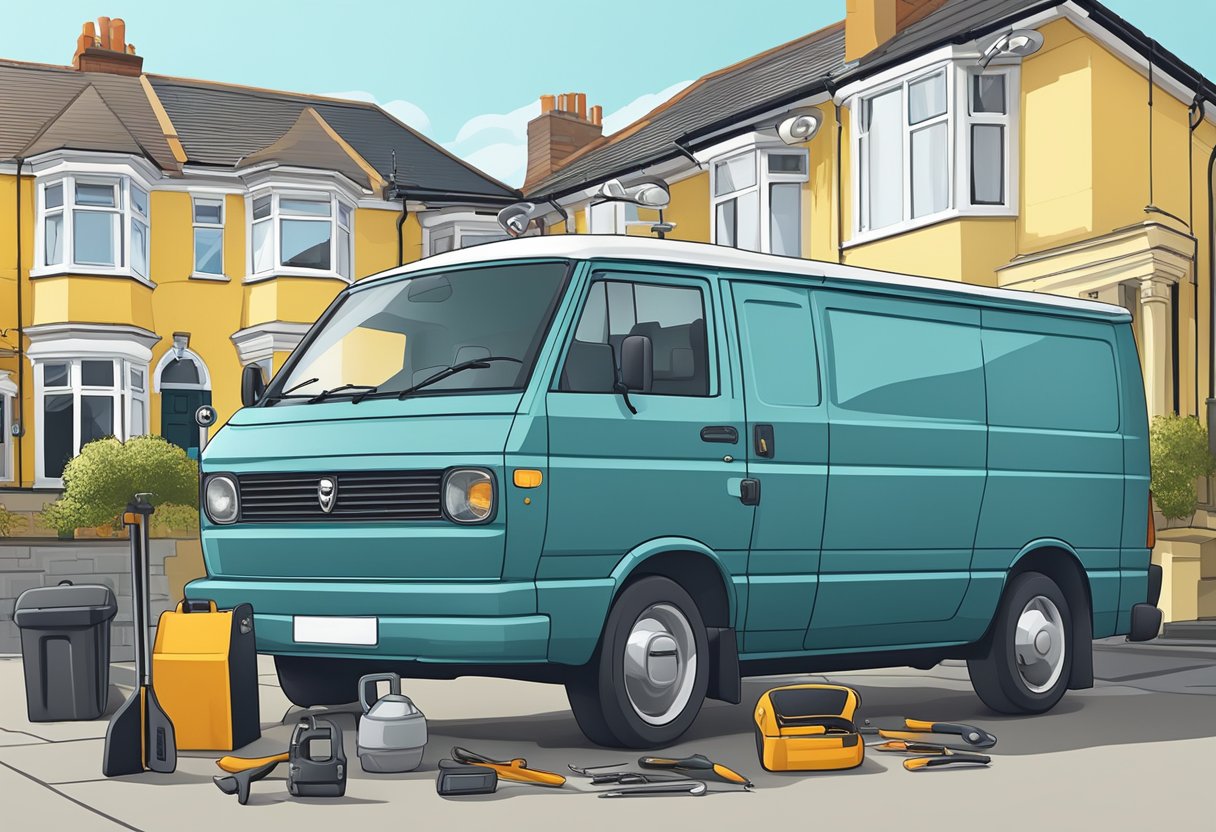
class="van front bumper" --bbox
[184,575,615,665]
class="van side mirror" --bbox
[241,364,266,407]
[619,335,653,392]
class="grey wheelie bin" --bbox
[14,581,118,721]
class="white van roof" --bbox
[368,235,1129,320]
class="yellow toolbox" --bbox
[152,600,260,751]
[753,683,864,772]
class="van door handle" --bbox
[700,426,738,444]
[740,479,761,506]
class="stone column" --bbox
[1140,277,1174,418]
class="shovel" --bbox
[102,495,176,776]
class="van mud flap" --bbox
[706,627,740,704]
[1068,606,1094,690]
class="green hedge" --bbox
[1150,414,1216,521]
[40,435,198,533]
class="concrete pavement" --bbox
[0,638,1212,831]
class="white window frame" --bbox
[0,374,14,484]
[33,357,148,486]
[422,218,511,256]
[848,61,1019,248]
[709,146,809,255]
[245,189,355,281]
[33,173,153,283]
[191,195,226,279]
[127,364,148,439]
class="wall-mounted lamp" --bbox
[775,109,822,145]
[172,332,190,360]
[978,29,1044,69]
[597,177,671,210]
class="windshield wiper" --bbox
[307,383,378,404]
[397,356,523,399]
[261,377,319,405]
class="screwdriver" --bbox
[638,754,753,789]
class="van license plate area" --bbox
[293,616,378,646]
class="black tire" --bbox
[565,576,710,748]
[274,656,363,707]
[968,572,1074,714]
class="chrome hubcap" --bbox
[1014,595,1066,694]
[623,603,697,725]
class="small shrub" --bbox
[1150,414,1216,520]
[0,504,28,536]
[41,435,198,531]
[150,503,200,538]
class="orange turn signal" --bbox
[513,469,543,489]
[468,481,493,512]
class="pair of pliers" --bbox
[638,754,753,789]
[451,747,566,787]
[569,763,697,785]
[875,740,992,771]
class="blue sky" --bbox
[3,1,1213,185]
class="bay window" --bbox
[853,63,1017,240]
[36,175,150,276]
[711,147,807,256]
[247,191,354,279]
[36,357,147,481]
[425,219,509,255]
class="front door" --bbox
[731,281,828,653]
[161,388,210,456]
[544,269,752,593]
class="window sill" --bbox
[30,265,156,289]
[189,272,231,282]
[244,268,352,284]
[844,205,1017,250]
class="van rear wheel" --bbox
[968,572,1073,714]
[274,656,362,708]
[566,576,709,748]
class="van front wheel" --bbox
[968,572,1073,714]
[566,576,709,748]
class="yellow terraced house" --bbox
[516,0,1216,627]
[0,17,515,494]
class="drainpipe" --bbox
[1206,143,1216,426]
[1189,95,1205,416]
[396,193,409,266]
[14,158,24,486]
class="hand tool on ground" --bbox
[451,747,566,787]
[216,751,290,773]
[872,739,973,754]
[287,716,347,797]
[873,740,991,770]
[638,754,753,788]
[568,763,689,785]
[600,780,708,798]
[102,495,177,777]
[860,719,997,749]
[436,759,499,796]
[214,759,282,805]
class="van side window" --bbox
[984,329,1119,432]
[559,279,711,396]
[826,309,984,421]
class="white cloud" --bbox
[321,90,432,133]
[320,82,695,189]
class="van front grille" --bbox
[237,470,444,522]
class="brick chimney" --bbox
[73,17,143,76]
[845,0,949,62]
[523,92,604,191]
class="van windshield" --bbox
[267,261,569,403]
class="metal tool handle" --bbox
[600,781,707,797]
[359,672,402,712]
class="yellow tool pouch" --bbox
[753,683,864,772]
[152,600,260,751]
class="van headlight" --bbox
[203,474,240,524]
[442,468,495,524]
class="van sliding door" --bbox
[807,292,986,650]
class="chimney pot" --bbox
[111,18,126,54]
[575,93,587,120]
[73,16,144,75]
[540,94,555,114]
[590,105,603,127]
[98,16,111,50]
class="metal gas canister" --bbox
[356,672,428,773]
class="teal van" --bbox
[190,236,1162,748]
